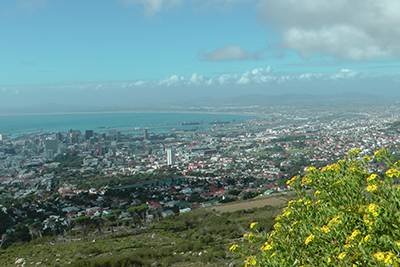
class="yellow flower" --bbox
[307,166,316,172]
[368,203,380,216]
[287,175,299,186]
[305,234,315,245]
[363,155,372,161]
[364,234,371,243]
[270,252,276,258]
[229,244,239,252]
[386,168,400,178]
[374,252,385,261]
[338,252,347,259]
[246,256,257,266]
[374,148,386,158]
[328,215,342,227]
[328,164,340,172]
[327,257,331,263]
[250,222,258,229]
[349,229,361,240]
[301,176,312,186]
[321,225,330,233]
[366,184,377,192]
[332,179,345,186]
[314,190,321,198]
[367,174,378,182]
[261,242,273,251]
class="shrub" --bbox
[230,149,400,266]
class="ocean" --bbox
[0,112,257,137]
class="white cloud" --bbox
[119,0,185,16]
[329,69,365,80]
[256,0,400,60]
[200,45,250,61]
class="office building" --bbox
[143,129,148,139]
[166,148,176,166]
[85,130,94,140]
[0,134,8,141]
[45,139,58,151]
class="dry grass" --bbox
[212,196,290,213]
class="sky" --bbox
[2,0,400,110]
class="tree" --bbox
[112,209,122,233]
[28,221,43,239]
[105,214,116,236]
[230,149,400,266]
[127,204,149,228]
[73,216,92,241]
[0,233,8,251]
[92,217,105,239]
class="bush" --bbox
[230,149,400,266]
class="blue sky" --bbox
[2,0,400,109]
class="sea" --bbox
[0,112,258,138]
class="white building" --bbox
[166,148,176,166]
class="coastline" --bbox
[0,110,261,136]
[0,109,261,117]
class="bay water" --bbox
[0,112,257,137]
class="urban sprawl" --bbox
[1,104,400,244]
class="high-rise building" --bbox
[45,139,58,151]
[166,148,176,166]
[143,129,148,140]
[85,130,94,140]
[0,134,8,141]
[97,142,102,156]
[55,132,63,141]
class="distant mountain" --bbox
[171,93,396,107]
[0,93,397,115]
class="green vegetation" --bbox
[53,153,83,170]
[231,148,400,266]
[1,200,288,266]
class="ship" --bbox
[181,121,200,125]
[209,119,230,124]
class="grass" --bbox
[1,194,299,267]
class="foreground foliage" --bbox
[231,148,400,266]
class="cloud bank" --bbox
[1,67,399,110]
[256,0,400,60]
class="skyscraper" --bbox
[85,130,94,140]
[166,148,176,166]
[143,129,148,140]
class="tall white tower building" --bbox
[166,148,176,166]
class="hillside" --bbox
[2,195,291,267]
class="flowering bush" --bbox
[230,148,400,266]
